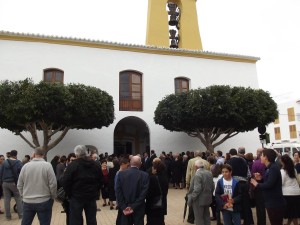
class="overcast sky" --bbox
[1,0,299,103]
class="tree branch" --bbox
[196,129,207,144]
[25,122,40,147]
[49,126,63,137]
[18,132,36,149]
[186,131,198,137]
[48,127,70,151]
[212,130,240,148]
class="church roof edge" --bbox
[0,30,260,63]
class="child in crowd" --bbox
[215,164,242,225]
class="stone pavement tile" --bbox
[0,188,272,225]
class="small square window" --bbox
[43,68,64,84]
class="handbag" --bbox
[150,176,163,209]
[56,187,67,203]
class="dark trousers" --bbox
[239,181,254,225]
[120,206,145,225]
[62,200,70,225]
[254,188,266,225]
[21,199,53,225]
[210,196,216,218]
[222,210,241,225]
[70,197,97,225]
[187,206,195,223]
[146,214,165,225]
[266,207,284,225]
[116,208,122,225]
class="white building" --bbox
[0,0,262,159]
[267,99,300,144]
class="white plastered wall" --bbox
[0,40,261,159]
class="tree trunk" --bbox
[205,142,215,153]
[17,122,70,162]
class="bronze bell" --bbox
[170,39,178,48]
[169,29,177,39]
[168,3,180,26]
[169,14,179,26]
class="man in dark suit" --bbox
[149,150,157,166]
[141,152,151,171]
[116,155,149,225]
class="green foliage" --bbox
[154,85,278,134]
[0,79,115,133]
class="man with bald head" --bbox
[116,155,149,225]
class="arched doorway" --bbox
[114,116,150,156]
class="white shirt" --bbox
[222,178,233,211]
[281,169,300,196]
[216,157,225,165]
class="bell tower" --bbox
[146,0,203,50]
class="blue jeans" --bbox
[21,199,53,225]
[69,197,97,225]
[222,210,241,225]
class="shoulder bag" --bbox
[56,186,67,203]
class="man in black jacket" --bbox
[63,145,103,225]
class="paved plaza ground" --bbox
[1,188,271,225]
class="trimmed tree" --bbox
[154,85,278,152]
[0,79,115,157]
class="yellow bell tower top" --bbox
[146,0,203,50]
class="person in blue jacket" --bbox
[215,164,242,225]
[251,148,285,225]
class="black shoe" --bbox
[187,220,195,224]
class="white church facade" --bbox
[0,0,262,159]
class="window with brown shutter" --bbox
[175,77,189,94]
[43,68,64,84]
[119,71,143,111]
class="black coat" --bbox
[172,158,183,183]
[63,157,103,201]
[108,166,118,201]
[256,162,285,209]
[146,172,169,216]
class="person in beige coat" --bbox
[185,150,210,189]
[185,150,210,223]
[187,160,214,225]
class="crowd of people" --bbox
[0,146,300,225]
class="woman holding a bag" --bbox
[280,154,300,225]
[145,158,169,225]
